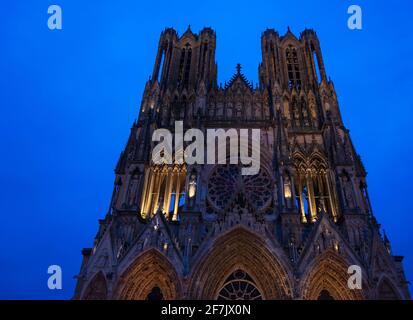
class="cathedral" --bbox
[74,26,410,300]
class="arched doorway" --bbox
[188,227,293,299]
[300,251,365,300]
[115,249,182,300]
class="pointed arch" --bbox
[188,226,293,299]
[292,150,307,171]
[308,151,328,169]
[82,271,108,300]
[115,249,182,300]
[300,250,365,300]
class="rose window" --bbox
[207,164,273,212]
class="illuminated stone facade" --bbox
[74,27,410,300]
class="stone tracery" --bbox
[207,164,273,213]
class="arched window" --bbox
[270,42,277,79]
[178,48,186,85]
[286,46,301,89]
[184,47,192,87]
[158,48,165,83]
[178,44,192,87]
[313,50,321,84]
[155,40,171,83]
[199,42,208,79]
[164,41,173,82]
[217,270,263,300]
[310,43,322,84]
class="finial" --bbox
[236,63,242,74]
[287,26,291,32]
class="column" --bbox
[140,168,150,216]
[325,171,338,221]
[298,176,307,223]
[152,170,163,215]
[162,169,174,215]
[144,169,156,216]
[172,171,181,221]
[307,172,317,222]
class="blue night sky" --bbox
[0,0,413,299]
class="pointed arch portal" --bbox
[300,251,365,300]
[115,249,182,300]
[188,227,293,299]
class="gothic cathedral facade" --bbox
[74,27,410,300]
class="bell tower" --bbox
[152,26,217,91]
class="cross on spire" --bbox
[236,63,242,75]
